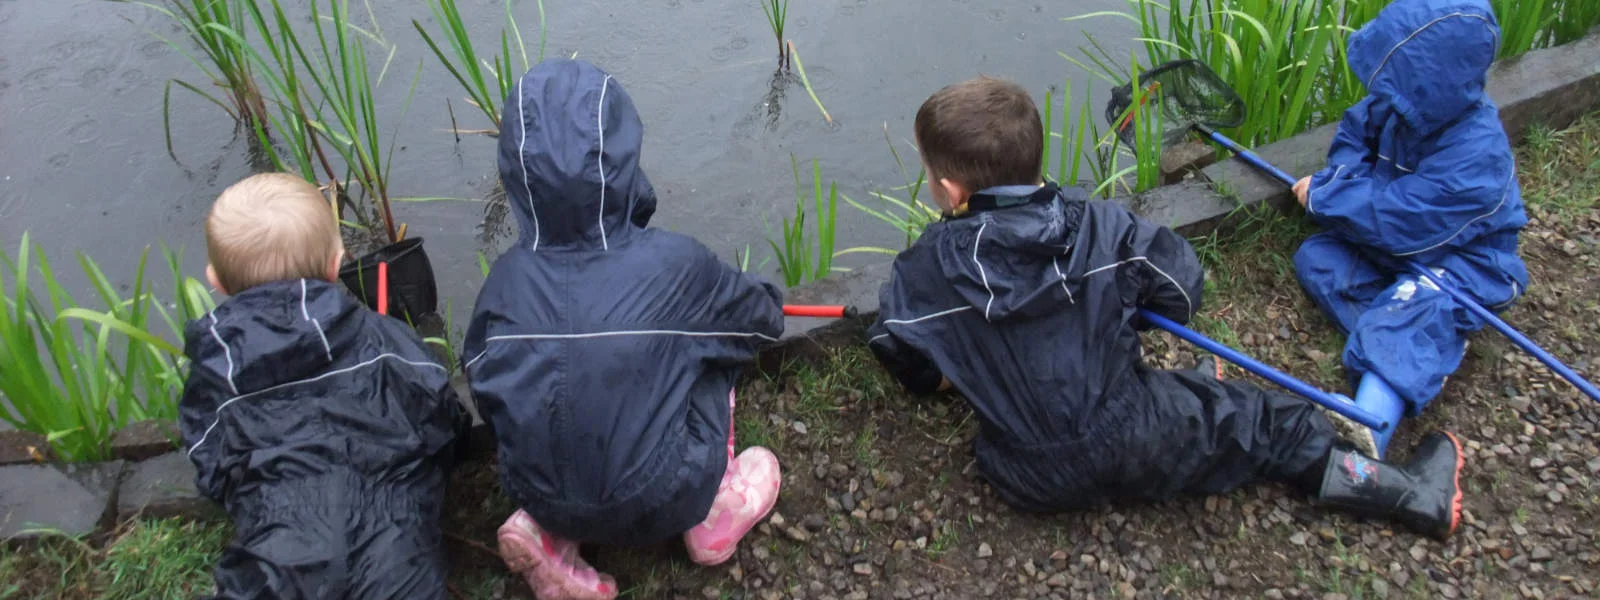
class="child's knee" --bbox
[1292,233,1347,273]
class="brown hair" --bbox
[206,173,343,293]
[914,76,1043,192]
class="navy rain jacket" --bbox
[181,278,468,599]
[463,59,784,545]
[868,185,1332,510]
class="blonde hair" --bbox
[206,173,343,293]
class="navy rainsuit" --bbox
[1294,0,1528,411]
[463,60,785,546]
[180,278,468,599]
[867,184,1336,511]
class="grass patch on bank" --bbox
[1514,113,1600,223]
[1189,202,1319,293]
[0,520,230,600]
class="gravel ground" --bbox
[437,120,1600,599]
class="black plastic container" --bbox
[338,237,438,323]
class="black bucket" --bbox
[338,237,438,323]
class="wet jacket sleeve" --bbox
[434,372,474,467]
[865,259,945,396]
[1306,119,1514,256]
[867,320,945,396]
[701,253,785,354]
[1123,214,1204,327]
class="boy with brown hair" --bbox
[181,172,468,599]
[866,77,1465,538]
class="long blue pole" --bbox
[1197,126,1600,403]
[1138,309,1388,430]
[1405,264,1600,402]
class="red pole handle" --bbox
[783,305,854,318]
[377,262,389,316]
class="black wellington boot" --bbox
[1317,432,1464,540]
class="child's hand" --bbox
[1293,176,1312,208]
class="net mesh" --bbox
[1105,59,1246,147]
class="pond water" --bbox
[0,0,1137,330]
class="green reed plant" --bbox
[1491,0,1600,58]
[1097,62,1166,195]
[183,0,346,198]
[236,0,413,243]
[1067,0,1379,147]
[242,7,335,186]
[0,236,209,462]
[1543,0,1600,47]
[761,0,791,70]
[131,0,271,158]
[297,0,414,243]
[768,157,841,287]
[415,0,547,132]
[842,125,939,252]
[1492,0,1550,57]
[1041,78,1120,190]
[206,0,412,242]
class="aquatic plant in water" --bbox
[767,157,841,288]
[415,0,548,132]
[0,235,213,462]
[841,125,939,254]
[1041,77,1124,194]
[224,0,415,244]
[294,0,416,244]
[1090,64,1166,198]
[132,0,272,159]
[787,41,833,125]
[761,0,790,70]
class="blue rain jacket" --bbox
[1296,0,1529,408]
[1305,0,1526,261]
[463,60,784,545]
[181,278,468,599]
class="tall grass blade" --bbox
[788,41,833,124]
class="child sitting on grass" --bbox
[1292,0,1527,458]
[463,59,786,600]
[867,76,1465,540]
[181,173,469,599]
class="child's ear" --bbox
[938,178,972,214]
[325,248,346,283]
[205,264,229,296]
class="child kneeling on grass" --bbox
[867,77,1466,539]
[1291,0,1528,459]
[463,59,786,600]
[181,173,470,599]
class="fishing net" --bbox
[1105,59,1246,147]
